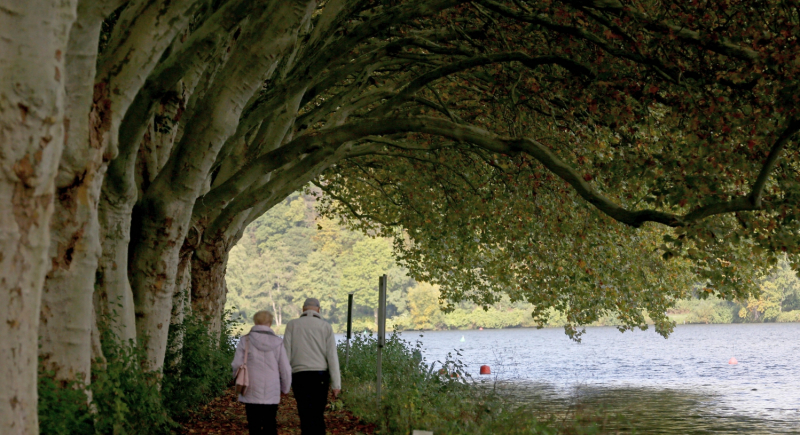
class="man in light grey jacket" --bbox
[283,297,341,435]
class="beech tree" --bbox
[2,1,800,434]
[1,2,77,431]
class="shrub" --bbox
[162,311,239,418]
[37,368,94,435]
[38,334,175,435]
[91,335,174,435]
[38,310,237,434]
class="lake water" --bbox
[390,323,800,434]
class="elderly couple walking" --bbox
[231,297,341,435]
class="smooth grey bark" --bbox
[39,0,126,385]
[167,253,192,368]
[128,0,316,371]
[0,1,77,433]
[96,0,253,344]
[93,0,200,343]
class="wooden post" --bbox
[376,274,387,405]
[346,293,353,368]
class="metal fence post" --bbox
[376,274,387,405]
[345,293,353,368]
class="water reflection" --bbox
[400,323,800,434]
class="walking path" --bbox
[179,388,375,435]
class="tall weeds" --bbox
[339,332,563,434]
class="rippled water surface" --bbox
[395,323,800,434]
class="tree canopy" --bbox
[229,192,800,332]
[309,0,800,335]
[3,1,800,432]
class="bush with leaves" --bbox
[162,310,239,418]
[38,332,174,434]
[91,333,175,435]
[37,367,95,435]
[38,310,237,434]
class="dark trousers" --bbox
[244,403,278,435]
[292,371,330,435]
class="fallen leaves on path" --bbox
[178,388,376,435]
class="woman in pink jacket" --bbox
[232,310,292,435]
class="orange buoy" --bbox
[728,357,738,365]
[480,365,491,375]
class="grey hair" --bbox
[302,297,320,309]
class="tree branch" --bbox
[370,52,595,117]
[312,180,402,227]
[200,115,800,233]
[564,0,761,61]
[748,118,800,207]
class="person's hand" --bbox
[332,389,341,398]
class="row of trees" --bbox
[4,1,800,433]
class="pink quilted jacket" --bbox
[231,325,292,404]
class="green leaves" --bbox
[317,148,702,338]
[220,0,800,338]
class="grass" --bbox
[338,332,627,435]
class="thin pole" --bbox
[376,274,387,406]
[346,293,353,368]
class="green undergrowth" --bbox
[339,333,614,435]
[37,310,238,434]
[162,311,238,419]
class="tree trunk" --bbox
[271,300,282,326]
[167,253,192,368]
[190,243,230,336]
[96,86,186,344]
[96,189,138,342]
[129,0,315,371]
[93,0,198,347]
[0,1,76,433]
[39,0,124,384]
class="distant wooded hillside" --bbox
[226,194,800,332]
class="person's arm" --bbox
[231,337,246,379]
[283,322,293,363]
[326,325,342,394]
[278,342,292,395]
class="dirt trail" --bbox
[179,388,375,434]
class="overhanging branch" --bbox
[371,52,595,117]
[198,115,800,234]
[312,180,402,227]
